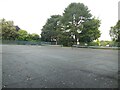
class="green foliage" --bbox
[41,15,62,43]
[88,42,99,46]
[80,18,101,43]
[0,18,40,42]
[0,20,2,40]
[88,39,100,46]
[30,33,40,41]
[62,3,92,24]
[110,20,120,42]
[17,30,40,41]
[99,40,119,47]
[57,32,74,46]
[17,30,28,41]
[109,41,119,47]
[100,40,110,46]
[0,18,18,40]
[41,3,101,46]
[61,3,93,44]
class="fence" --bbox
[1,40,51,46]
[72,45,119,50]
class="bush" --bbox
[88,42,99,46]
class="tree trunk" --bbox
[56,41,57,45]
[75,34,77,45]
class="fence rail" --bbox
[72,45,119,50]
[1,40,51,45]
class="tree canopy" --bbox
[41,15,62,43]
[17,30,40,41]
[30,33,40,41]
[80,18,101,43]
[110,20,120,42]
[0,18,18,40]
[17,30,28,41]
[0,18,40,42]
[41,3,101,46]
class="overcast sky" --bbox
[0,0,119,40]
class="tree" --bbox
[110,20,120,42]
[61,3,92,44]
[41,3,101,46]
[0,20,2,40]
[17,30,40,41]
[0,18,18,40]
[30,33,40,41]
[100,40,110,46]
[63,3,101,45]
[17,30,28,41]
[79,18,101,44]
[41,15,62,44]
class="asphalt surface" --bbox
[2,45,118,88]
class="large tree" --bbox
[110,20,120,42]
[41,15,62,44]
[0,18,18,40]
[41,3,101,46]
[61,3,101,45]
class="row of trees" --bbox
[41,3,101,46]
[0,19,40,41]
[0,2,119,46]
